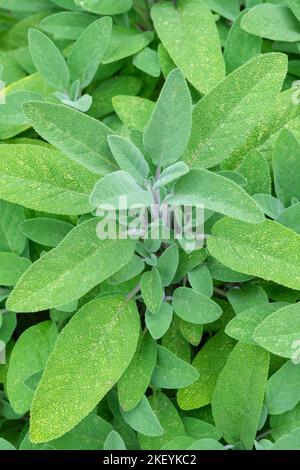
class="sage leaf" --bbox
[212,343,269,449]
[7,219,135,312]
[30,296,140,443]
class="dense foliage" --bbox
[0,0,300,452]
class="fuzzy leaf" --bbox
[151,0,225,94]
[169,169,264,223]
[208,218,300,290]
[143,69,192,167]
[30,296,140,443]
[23,101,117,175]
[0,144,98,215]
[212,343,269,449]
[68,17,112,87]
[7,219,135,312]
[184,53,287,169]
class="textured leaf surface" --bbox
[173,287,222,325]
[68,17,112,87]
[0,144,98,215]
[208,218,300,290]
[143,69,192,167]
[0,201,26,254]
[212,343,269,449]
[241,4,300,42]
[21,413,112,450]
[0,252,31,286]
[184,53,287,169]
[253,303,300,358]
[138,392,185,450]
[151,0,225,94]
[151,345,199,389]
[23,101,116,175]
[177,333,235,410]
[266,361,300,415]
[30,296,140,443]
[6,321,58,415]
[169,169,264,223]
[118,332,157,412]
[7,219,135,312]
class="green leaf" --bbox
[184,53,287,169]
[277,203,300,234]
[112,95,154,132]
[157,244,179,287]
[145,302,173,340]
[271,428,300,451]
[212,343,269,449]
[241,4,300,42]
[253,194,284,220]
[68,17,112,88]
[0,438,16,450]
[151,345,199,389]
[0,144,98,215]
[108,255,144,285]
[28,29,69,90]
[154,162,189,190]
[19,218,73,248]
[188,265,213,297]
[90,170,152,210]
[237,150,271,196]
[253,303,300,358]
[133,47,161,78]
[20,413,112,450]
[151,0,225,94]
[207,218,300,290]
[140,268,163,315]
[271,402,300,440]
[273,130,300,206]
[225,303,287,344]
[2,0,54,10]
[227,284,269,314]
[89,75,142,120]
[224,10,262,74]
[23,101,117,175]
[177,332,235,410]
[289,0,300,22]
[0,91,42,126]
[121,395,163,436]
[6,321,58,415]
[0,252,31,286]
[169,169,264,223]
[7,219,135,312]
[104,431,126,451]
[103,26,154,64]
[177,318,203,347]
[266,361,300,415]
[206,0,240,21]
[173,287,222,325]
[30,296,140,443]
[143,69,192,167]
[0,201,26,255]
[75,0,133,15]
[108,135,149,185]
[183,417,222,441]
[138,392,185,450]
[40,12,95,40]
[0,312,17,345]
[118,332,157,412]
